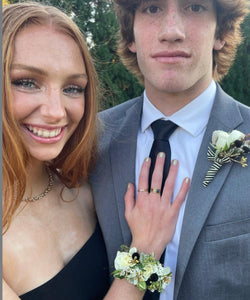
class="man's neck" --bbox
[145,80,213,116]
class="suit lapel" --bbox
[174,85,244,299]
[110,97,143,243]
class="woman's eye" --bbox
[63,86,84,95]
[145,5,161,14]
[11,79,37,89]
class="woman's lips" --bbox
[26,125,62,138]
[24,124,66,143]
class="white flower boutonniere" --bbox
[203,130,250,187]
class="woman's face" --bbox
[10,24,87,162]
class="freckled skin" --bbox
[11,25,87,162]
[129,0,224,114]
[3,24,96,297]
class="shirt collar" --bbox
[141,80,216,137]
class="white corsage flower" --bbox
[126,268,140,285]
[141,263,158,281]
[113,245,172,292]
[158,266,171,277]
[129,247,138,255]
[114,251,135,270]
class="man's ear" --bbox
[128,41,136,53]
[214,38,225,51]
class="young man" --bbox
[91,1,250,299]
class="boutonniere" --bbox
[203,130,250,187]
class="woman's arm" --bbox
[104,153,190,299]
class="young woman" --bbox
[2,2,190,300]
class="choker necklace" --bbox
[23,168,54,202]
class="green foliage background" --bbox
[10,0,250,109]
[220,13,250,107]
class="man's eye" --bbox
[63,86,84,95]
[188,4,205,12]
[11,79,37,89]
[145,5,160,14]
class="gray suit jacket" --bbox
[90,84,250,300]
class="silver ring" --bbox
[137,188,148,192]
[151,188,161,194]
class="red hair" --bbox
[3,2,99,231]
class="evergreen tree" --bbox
[81,0,143,110]
[221,14,250,106]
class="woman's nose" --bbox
[40,88,66,123]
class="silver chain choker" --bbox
[22,168,54,202]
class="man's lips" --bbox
[152,51,191,63]
[152,51,190,58]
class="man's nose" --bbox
[158,6,186,43]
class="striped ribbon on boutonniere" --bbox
[203,130,250,187]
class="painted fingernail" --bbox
[158,152,165,157]
[145,157,150,162]
[127,183,131,190]
[172,159,178,165]
[185,178,190,183]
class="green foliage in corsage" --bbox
[113,245,172,293]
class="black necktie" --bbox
[149,120,178,193]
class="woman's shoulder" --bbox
[77,181,95,213]
[60,180,95,217]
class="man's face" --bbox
[129,0,224,104]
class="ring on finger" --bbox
[137,188,148,192]
[151,188,161,194]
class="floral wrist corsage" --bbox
[203,130,250,187]
[112,245,172,292]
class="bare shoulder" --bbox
[77,181,95,213]
[53,177,94,212]
[61,180,95,218]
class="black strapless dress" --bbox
[20,224,109,300]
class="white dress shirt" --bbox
[135,80,216,300]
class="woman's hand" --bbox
[124,153,190,260]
